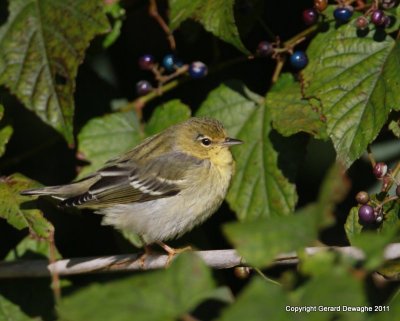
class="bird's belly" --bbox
[99,169,231,243]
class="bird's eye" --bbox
[201,138,212,146]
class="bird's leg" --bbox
[155,241,192,266]
[137,244,153,269]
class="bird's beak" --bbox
[223,137,243,146]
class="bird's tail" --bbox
[20,175,99,200]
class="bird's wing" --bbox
[60,151,204,208]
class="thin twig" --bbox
[1,245,400,279]
[148,0,176,50]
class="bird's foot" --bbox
[155,241,192,267]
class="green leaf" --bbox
[197,82,297,220]
[344,207,363,244]
[303,24,400,167]
[351,227,397,270]
[0,104,13,157]
[224,163,349,267]
[102,2,125,48]
[0,295,40,321]
[77,111,143,177]
[388,120,400,138]
[5,236,61,261]
[217,278,289,321]
[0,173,53,238]
[0,0,110,144]
[268,73,327,139]
[145,99,191,136]
[296,252,366,321]
[224,209,317,267]
[169,0,249,54]
[59,253,216,321]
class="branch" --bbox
[1,244,400,278]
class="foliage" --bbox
[0,0,399,320]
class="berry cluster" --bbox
[135,54,208,96]
[356,162,399,226]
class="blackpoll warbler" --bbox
[21,117,242,254]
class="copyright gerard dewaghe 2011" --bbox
[286,305,390,313]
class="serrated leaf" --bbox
[145,99,191,136]
[0,104,13,157]
[0,174,53,238]
[0,295,40,321]
[217,278,289,321]
[59,253,215,321]
[77,111,143,177]
[303,24,400,167]
[268,73,327,139]
[197,82,297,220]
[169,0,249,54]
[0,0,110,144]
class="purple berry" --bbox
[256,41,273,57]
[290,51,308,70]
[358,205,376,224]
[356,191,370,205]
[373,162,388,178]
[302,8,319,25]
[136,80,153,95]
[383,15,392,28]
[138,54,155,70]
[371,10,386,26]
[334,7,353,22]
[188,61,208,79]
[355,16,369,30]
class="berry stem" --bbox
[148,0,176,50]
[272,57,285,83]
[367,145,376,167]
[121,79,182,119]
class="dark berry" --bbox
[256,41,274,57]
[314,0,328,12]
[396,185,400,197]
[381,0,397,9]
[383,15,393,28]
[373,162,388,178]
[334,7,354,22]
[136,80,153,95]
[371,10,386,26]
[355,16,369,30]
[290,51,308,69]
[188,61,208,78]
[302,8,319,25]
[356,191,370,204]
[138,54,155,70]
[162,54,179,71]
[358,205,376,224]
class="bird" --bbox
[21,117,243,257]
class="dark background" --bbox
[0,1,396,320]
